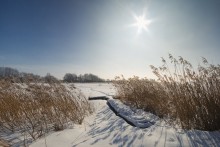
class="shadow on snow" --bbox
[72,104,220,147]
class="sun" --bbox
[132,13,152,34]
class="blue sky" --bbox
[0,0,220,79]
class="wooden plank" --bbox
[88,96,109,100]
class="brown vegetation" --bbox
[113,76,168,117]
[114,54,220,131]
[0,80,92,140]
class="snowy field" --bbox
[29,83,220,147]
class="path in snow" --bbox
[31,83,220,147]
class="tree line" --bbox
[0,67,106,83]
[63,73,105,83]
[0,67,59,83]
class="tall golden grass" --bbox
[0,80,92,140]
[114,54,220,131]
[113,76,168,117]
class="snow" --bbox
[74,83,116,98]
[30,83,220,147]
[107,99,158,128]
[1,83,220,146]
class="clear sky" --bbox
[0,0,220,79]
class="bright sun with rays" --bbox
[132,13,152,34]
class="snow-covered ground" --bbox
[30,83,220,147]
[107,99,159,128]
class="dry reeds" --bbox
[0,80,92,140]
[114,54,220,131]
[113,76,168,117]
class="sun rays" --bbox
[130,12,152,34]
